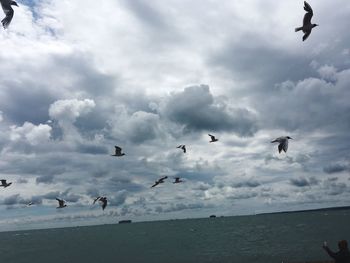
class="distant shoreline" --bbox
[258,205,350,215]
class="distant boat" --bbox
[119,220,132,224]
[209,215,216,218]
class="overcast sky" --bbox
[0,0,349,231]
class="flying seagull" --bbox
[295,1,318,41]
[0,179,12,188]
[0,0,18,29]
[111,146,125,157]
[151,176,168,188]
[173,177,183,184]
[208,134,218,143]
[56,198,67,209]
[177,145,186,153]
[26,202,33,207]
[271,136,293,153]
[93,197,107,210]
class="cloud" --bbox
[10,122,52,145]
[289,177,319,187]
[49,99,96,123]
[323,163,349,174]
[162,85,258,136]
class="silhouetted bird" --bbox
[0,179,12,188]
[151,176,168,188]
[26,202,33,207]
[271,136,293,153]
[295,1,318,41]
[93,196,108,210]
[177,145,186,153]
[0,0,18,29]
[208,134,218,143]
[111,146,125,157]
[173,177,183,184]
[56,198,67,208]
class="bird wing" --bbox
[114,146,122,154]
[183,146,186,153]
[151,182,158,188]
[208,134,215,140]
[93,197,101,204]
[176,145,183,148]
[56,198,65,206]
[160,176,168,181]
[278,139,289,153]
[303,2,313,26]
[1,5,14,29]
[302,30,311,41]
[0,179,6,184]
[303,1,313,14]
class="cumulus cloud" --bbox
[10,122,52,145]
[162,85,258,136]
[289,177,319,188]
[49,99,96,123]
[323,163,349,174]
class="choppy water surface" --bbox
[0,209,349,263]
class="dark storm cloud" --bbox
[210,37,314,87]
[289,177,319,187]
[163,85,258,136]
[232,180,261,188]
[323,163,349,174]
[36,174,54,184]
[76,143,109,155]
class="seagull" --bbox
[93,197,107,210]
[26,202,33,207]
[177,145,186,153]
[0,0,18,29]
[295,1,318,41]
[271,136,293,153]
[208,134,218,143]
[111,146,125,157]
[151,176,168,188]
[0,179,12,188]
[56,198,67,209]
[173,177,183,184]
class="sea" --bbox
[0,208,349,263]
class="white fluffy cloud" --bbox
[10,122,52,145]
[49,99,96,123]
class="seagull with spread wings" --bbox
[0,0,18,29]
[295,1,318,41]
[271,136,293,153]
[177,145,186,153]
[0,179,12,188]
[93,197,108,210]
[151,176,168,188]
[111,146,125,157]
[208,134,218,143]
[56,198,67,209]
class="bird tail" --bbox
[295,27,302,32]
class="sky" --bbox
[0,0,349,231]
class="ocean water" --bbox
[0,209,349,263]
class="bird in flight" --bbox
[0,0,18,29]
[56,198,67,209]
[208,134,218,143]
[26,202,34,207]
[295,1,318,41]
[151,176,168,188]
[173,177,183,184]
[111,146,125,157]
[177,145,186,153]
[93,196,107,210]
[0,179,12,188]
[271,136,293,153]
